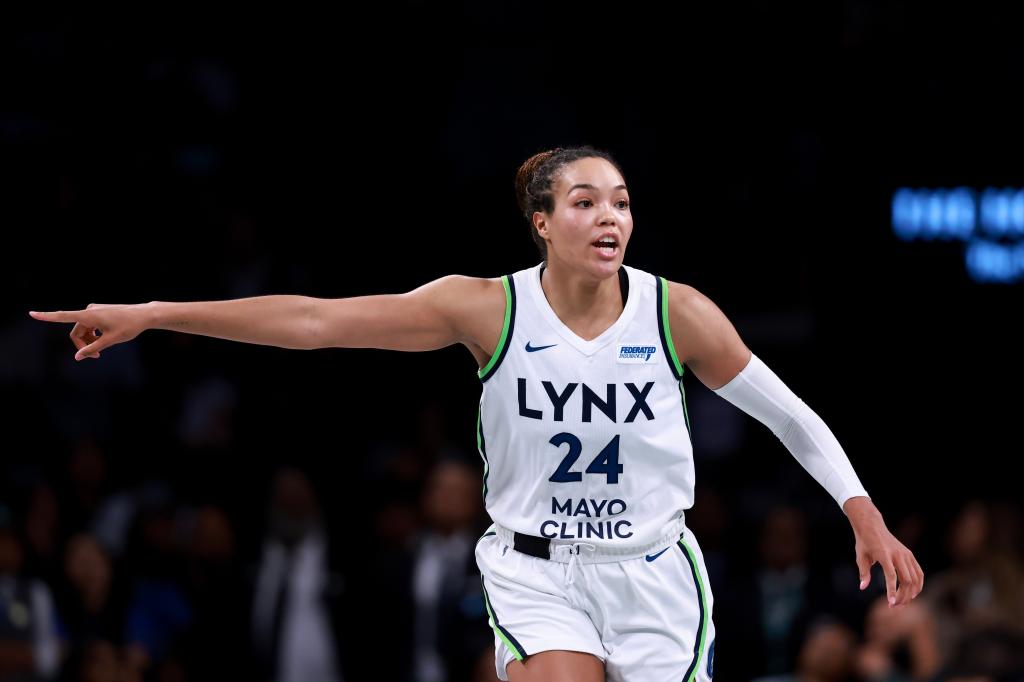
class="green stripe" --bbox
[678,537,709,682]
[660,276,692,444]
[658,276,684,377]
[477,275,512,379]
[480,576,526,661]
[677,380,692,446]
[476,404,489,501]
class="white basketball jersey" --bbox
[475,260,694,549]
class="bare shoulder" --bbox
[418,274,508,367]
[663,279,752,390]
[664,281,721,336]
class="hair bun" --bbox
[515,150,556,216]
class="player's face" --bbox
[538,157,633,279]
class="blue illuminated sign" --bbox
[892,187,1024,283]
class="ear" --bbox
[533,212,548,239]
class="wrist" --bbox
[845,496,882,529]
[143,301,166,330]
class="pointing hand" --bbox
[29,303,148,361]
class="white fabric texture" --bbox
[477,526,716,682]
[711,353,870,511]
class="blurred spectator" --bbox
[119,498,193,675]
[854,596,941,681]
[924,499,1024,679]
[363,402,471,552]
[20,483,63,592]
[0,504,61,680]
[411,458,492,682]
[52,534,129,665]
[987,500,1023,559]
[752,615,859,682]
[939,626,1024,681]
[346,455,493,682]
[250,466,345,682]
[718,504,840,678]
[174,504,249,681]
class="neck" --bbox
[541,255,623,325]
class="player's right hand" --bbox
[28,303,148,361]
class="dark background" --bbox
[3,2,1022,681]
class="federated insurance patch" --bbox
[616,342,659,364]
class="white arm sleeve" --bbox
[711,353,870,512]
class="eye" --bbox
[574,198,629,209]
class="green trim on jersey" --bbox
[476,403,489,502]
[678,536,710,682]
[477,275,513,379]
[477,526,527,661]
[658,276,685,378]
[480,575,527,661]
[677,380,693,448]
[658,275,692,443]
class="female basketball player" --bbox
[30,146,924,682]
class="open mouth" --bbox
[592,239,618,256]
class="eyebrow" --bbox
[567,183,628,195]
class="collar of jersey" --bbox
[528,261,641,357]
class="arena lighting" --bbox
[892,187,1024,283]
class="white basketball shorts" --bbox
[475,523,717,681]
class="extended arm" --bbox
[666,281,869,512]
[146,274,489,352]
[30,274,498,359]
[666,280,923,606]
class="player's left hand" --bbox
[848,502,924,608]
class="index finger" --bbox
[28,310,82,323]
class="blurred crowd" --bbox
[1,418,1023,682]
[5,3,1024,680]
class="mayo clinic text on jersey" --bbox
[542,497,634,540]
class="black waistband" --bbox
[512,532,551,559]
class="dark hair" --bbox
[515,146,625,260]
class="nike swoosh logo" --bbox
[525,341,558,352]
[645,547,670,562]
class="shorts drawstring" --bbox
[554,542,597,586]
